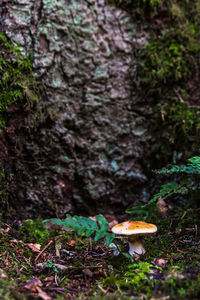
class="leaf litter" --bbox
[0,209,200,299]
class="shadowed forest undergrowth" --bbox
[0,203,200,299]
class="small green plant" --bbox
[155,156,200,175]
[124,262,160,286]
[43,215,115,246]
[152,156,200,199]
[102,261,161,297]
[43,259,59,273]
[142,0,163,7]
[126,156,200,219]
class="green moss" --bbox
[110,1,200,163]
[0,164,5,181]
[0,32,42,211]
[0,32,38,131]
[163,277,200,299]
[136,1,200,162]
[89,293,132,300]
[19,218,50,245]
[0,165,6,201]
[0,164,11,211]
[0,278,17,300]
[101,261,160,298]
[140,30,200,86]
[151,100,200,165]
[124,262,160,286]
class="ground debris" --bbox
[0,209,199,299]
[24,278,43,291]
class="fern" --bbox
[155,156,200,175]
[43,214,115,246]
[126,156,200,219]
[125,201,156,220]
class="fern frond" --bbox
[43,215,115,246]
[154,156,200,175]
[126,156,200,218]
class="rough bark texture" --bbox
[1,0,151,217]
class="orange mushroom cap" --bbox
[111,221,157,236]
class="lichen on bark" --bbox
[1,0,151,217]
[2,0,199,218]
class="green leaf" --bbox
[94,230,106,242]
[122,252,133,260]
[95,215,109,231]
[65,217,78,229]
[105,233,115,246]
[43,218,64,226]
[85,228,95,237]
[86,218,98,229]
[77,226,85,235]
[62,219,71,227]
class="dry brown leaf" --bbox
[26,243,41,253]
[44,276,54,282]
[153,258,168,268]
[89,216,98,222]
[157,198,168,215]
[24,278,43,291]
[0,227,10,233]
[54,264,68,271]
[35,263,46,271]
[67,240,76,247]
[44,276,54,287]
[36,287,52,300]
[108,220,118,230]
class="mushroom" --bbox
[111,221,157,257]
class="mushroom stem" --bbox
[128,236,146,257]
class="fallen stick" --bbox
[34,240,53,263]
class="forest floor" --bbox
[0,203,200,300]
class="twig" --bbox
[0,251,7,257]
[181,211,187,219]
[55,273,58,286]
[34,240,53,263]
[174,88,184,103]
[68,265,103,269]
[98,285,108,294]
[195,224,198,237]
[55,204,59,219]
